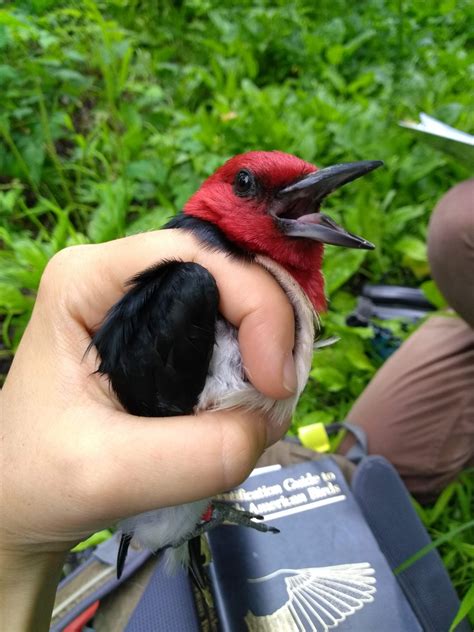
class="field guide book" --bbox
[207,457,421,631]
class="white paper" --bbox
[399,113,474,166]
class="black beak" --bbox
[272,160,383,249]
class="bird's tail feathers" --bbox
[161,543,190,572]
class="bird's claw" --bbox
[210,500,279,534]
[171,500,280,549]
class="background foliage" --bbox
[1,0,473,620]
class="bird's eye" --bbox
[234,169,255,196]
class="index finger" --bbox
[43,229,296,400]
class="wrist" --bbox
[0,546,66,631]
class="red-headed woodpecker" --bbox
[92,151,382,580]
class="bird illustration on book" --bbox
[245,562,377,631]
[90,151,383,582]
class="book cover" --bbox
[207,457,422,631]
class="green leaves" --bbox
[326,30,377,67]
[409,471,474,626]
[394,235,429,277]
[384,205,426,239]
[310,366,346,393]
[125,207,172,235]
[87,179,132,243]
[420,280,448,309]
[395,520,474,575]
[295,314,376,431]
[0,282,33,313]
[323,248,367,296]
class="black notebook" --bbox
[207,457,421,631]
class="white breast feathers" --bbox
[197,255,318,429]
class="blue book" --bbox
[207,457,422,631]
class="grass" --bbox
[0,0,473,624]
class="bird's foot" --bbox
[210,500,280,534]
[171,501,279,549]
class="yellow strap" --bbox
[298,422,330,453]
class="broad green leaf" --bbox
[384,205,426,238]
[299,410,334,426]
[0,10,34,29]
[326,44,344,65]
[322,66,346,93]
[323,249,366,296]
[310,366,346,392]
[0,64,17,84]
[394,236,429,277]
[394,236,427,262]
[0,283,33,311]
[420,280,447,309]
[125,159,167,184]
[346,343,375,372]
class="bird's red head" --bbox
[184,151,382,311]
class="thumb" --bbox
[78,406,267,523]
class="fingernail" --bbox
[283,352,297,394]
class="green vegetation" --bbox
[1,0,472,622]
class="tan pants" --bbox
[340,180,474,502]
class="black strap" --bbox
[325,421,368,463]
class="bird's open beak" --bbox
[272,160,383,249]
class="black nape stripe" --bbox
[165,213,253,261]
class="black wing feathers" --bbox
[92,261,219,418]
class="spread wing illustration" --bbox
[246,562,376,632]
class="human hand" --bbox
[0,229,295,629]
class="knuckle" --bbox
[38,245,92,300]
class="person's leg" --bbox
[428,179,474,328]
[343,316,473,502]
[339,180,474,503]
